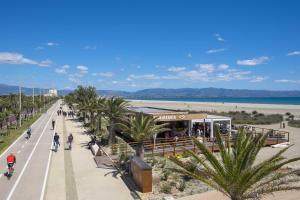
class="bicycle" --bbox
[4,163,15,179]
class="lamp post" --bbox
[32,87,35,116]
[19,86,22,127]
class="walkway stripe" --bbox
[6,104,58,200]
[0,112,45,159]
[0,173,3,179]
[39,121,56,200]
[63,118,79,200]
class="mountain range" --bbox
[1,84,300,98]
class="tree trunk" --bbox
[136,142,145,159]
[108,119,115,145]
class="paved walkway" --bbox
[45,105,134,200]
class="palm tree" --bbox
[120,113,168,159]
[103,97,129,145]
[169,129,300,200]
[94,97,106,136]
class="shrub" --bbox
[161,169,171,181]
[158,158,167,168]
[177,180,186,192]
[160,182,172,194]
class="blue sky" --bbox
[0,0,300,91]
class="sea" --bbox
[128,97,300,105]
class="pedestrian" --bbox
[67,133,74,150]
[53,133,60,152]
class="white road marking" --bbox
[39,120,57,200]
[21,145,25,149]
[0,173,3,179]
[0,112,45,159]
[6,104,58,200]
[17,150,21,154]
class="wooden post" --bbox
[288,132,290,142]
[193,142,196,153]
[173,142,176,156]
[276,131,279,144]
[152,144,154,158]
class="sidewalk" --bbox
[45,105,134,200]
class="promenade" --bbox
[45,105,134,200]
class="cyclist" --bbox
[52,119,55,130]
[53,133,60,152]
[6,153,16,177]
[27,127,31,139]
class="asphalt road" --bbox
[0,101,59,200]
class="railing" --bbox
[110,127,289,159]
[238,125,289,144]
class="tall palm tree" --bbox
[120,113,168,159]
[103,97,129,145]
[169,129,300,200]
[94,97,106,136]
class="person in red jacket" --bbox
[6,153,16,168]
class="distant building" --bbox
[44,89,58,97]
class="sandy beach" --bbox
[129,100,300,116]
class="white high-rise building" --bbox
[45,89,58,97]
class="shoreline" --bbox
[129,99,300,115]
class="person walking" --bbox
[52,119,55,130]
[53,133,60,152]
[67,133,74,150]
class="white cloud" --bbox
[92,72,113,78]
[237,56,269,66]
[168,66,186,72]
[39,59,53,67]
[287,51,300,56]
[77,65,88,74]
[215,33,225,42]
[128,74,160,80]
[0,52,52,67]
[206,48,226,54]
[55,64,70,74]
[216,70,252,81]
[62,64,70,69]
[84,45,97,50]
[47,42,59,46]
[55,68,66,74]
[275,79,300,84]
[250,76,268,82]
[197,64,215,73]
[167,64,253,82]
[218,64,229,70]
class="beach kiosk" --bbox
[128,107,232,140]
